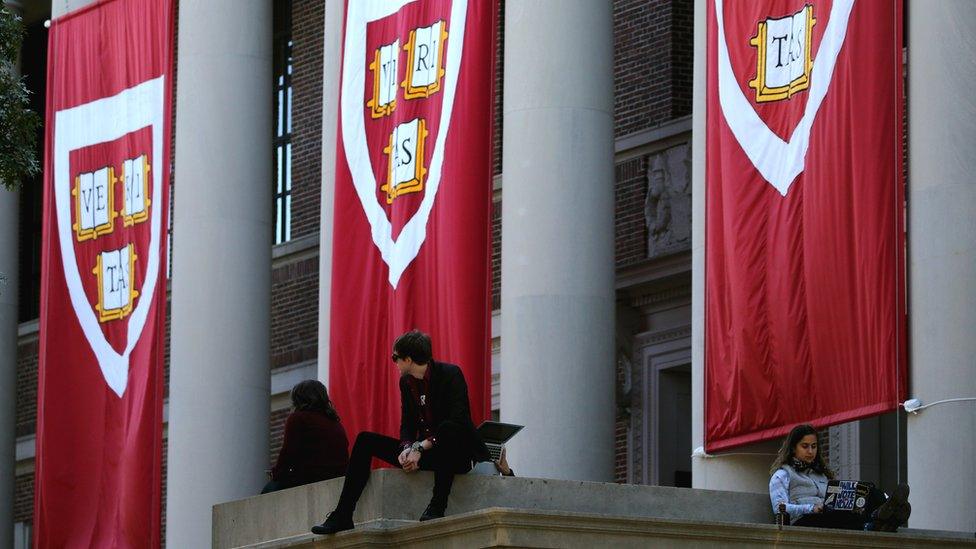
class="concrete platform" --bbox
[213,469,770,547]
[213,469,975,548]
[235,508,976,549]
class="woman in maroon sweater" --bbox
[262,380,349,493]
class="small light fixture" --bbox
[902,398,922,414]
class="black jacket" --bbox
[398,360,490,463]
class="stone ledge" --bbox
[234,508,976,549]
[214,469,771,547]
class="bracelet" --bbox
[410,441,424,452]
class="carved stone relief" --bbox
[644,142,691,258]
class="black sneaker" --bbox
[419,503,445,521]
[311,511,354,535]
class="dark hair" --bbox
[393,329,432,365]
[290,379,340,422]
[770,424,834,479]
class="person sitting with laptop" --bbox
[311,330,491,536]
[470,445,515,476]
[769,424,911,531]
[470,421,522,476]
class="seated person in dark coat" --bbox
[311,330,491,535]
[262,380,349,493]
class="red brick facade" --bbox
[270,256,320,370]
[289,0,326,240]
[15,340,37,439]
[614,0,693,138]
[13,474,32,524]
[614,157,650,270]
[490,199,502,311]
[611,0,694,484]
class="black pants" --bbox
[333,426,471,517]
[793,486,887,530]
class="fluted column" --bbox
[166,0,272,546]
[906,0,976,532]
[500,0,616,481]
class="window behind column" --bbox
[273,0,293,244]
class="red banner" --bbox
[705,0,905,451]
[36,0,172,546]
[329,0,495,446]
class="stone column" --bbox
[1,2,27,543]
[0,190,16,549]
[906,0,976,532]
[690,0,773,492]
[317,0,344,384]
[499,1,615,482]
[166,1,272,546]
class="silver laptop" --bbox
[477,421,523,461]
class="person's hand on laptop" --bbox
[493,447,512,476]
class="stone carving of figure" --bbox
[645,155,671,238]
[644,143,691,258]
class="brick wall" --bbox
[613,0,693,138]
[15,340,37,439]
[614,157,649,269]
[671,0,693,119]
[160,435,167,545]
[491,199,502,311]
[493,0,505,178]
[163,301,171,398]
[269,408,291,467]
[490,1,504,310]
[289,0,325,239]
[611,0,694,483]
[13,474,32,523]
[614,358,629,484]
[270,256,320,369]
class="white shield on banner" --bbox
[715,0,854,196]
[53,77,165,397]
[341,0,466,288]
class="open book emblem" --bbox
[341,0,467,288]
[53,77,166,397]
[715,0,854,196]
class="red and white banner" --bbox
[36,0,172,546]
[329,1,495,446]
[705,0,905,451]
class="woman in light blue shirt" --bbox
[768,424,835,523]
[769,424,910,531]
